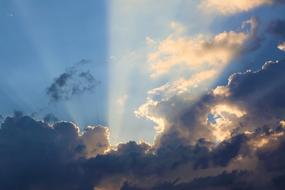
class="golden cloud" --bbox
[149,30,248,77]
[200,0,272,15]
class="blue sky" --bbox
[2,1,285,189]
[1,0,285,145]
[0,0,108,129]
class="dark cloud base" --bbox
[1,114,285,190]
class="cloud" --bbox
[200,0,273,15]
[119,123,285,190]
[149,28,248,78]
[46,59,100,102]
[135,69,218,132]
[43,113,59,124]
[137,19,257,135]
[2,59,285,190]
[268,19,285,37]
[278,42,285,51]
[0,114,110,190]
[267,19,285,51]
[82,126,110,158]
[131,60,285,188]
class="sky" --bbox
[1,0,285,190]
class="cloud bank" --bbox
[1,59,285,189]
[201,0,272,15]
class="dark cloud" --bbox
[0,114,3,123]
[268,19,285,37]
[122,171,251,190]
[43,113,59,124]
[0,114,109,190]
[46,59,100,102]
[121,60,285,189]
[118,124,285,190]
[1,112,285,189]
[2,60,285,189]
[274,0,285,4]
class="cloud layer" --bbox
[1,60,285,189]
[2,2,285,190]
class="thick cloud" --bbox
[278,42,285,51]
[46,59,100,102]
[0,114,109,190]
[138,59,285,146]
[2,112,285,189]
[43,113,59,124]
[130,60,285,189]
[121,171,251,190]
[118,123,285,190]
[268,19,285,37]
[82,126,110,158]
[137,18,260,136]
[267,19,285,51]
[217,60,285,132]
[3,59,285,189]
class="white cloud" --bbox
[149,28,248,78]
[200,0,272,15]
[135,19,261,145]
[278,41,285,51]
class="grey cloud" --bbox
[0,114,109,190]
[43,113,59,124]
[268,19,285,37]
[2,61,285,189]
[1,110,285,189]
[46,60,100,102]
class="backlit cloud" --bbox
[200,0,272,15]
[278,41,285,51]
[149,29,248,77]
[138,19,256,136]
[1,60,285,189]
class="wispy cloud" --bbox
[46,59,100,102]
[200,0,272,15]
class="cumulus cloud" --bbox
[43,113,59,124]
[46,59,100,102]
[82,126,110,158]
[278,42,285,51]
[0,114,110,190]
[2,59,285,189]
[143,59,285,145]
[267,19,285,51]
[268,19,285,37]
[200,0,272,15]
[138,19,257,135]
[149,28,248,77]
[127,60,285,189]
